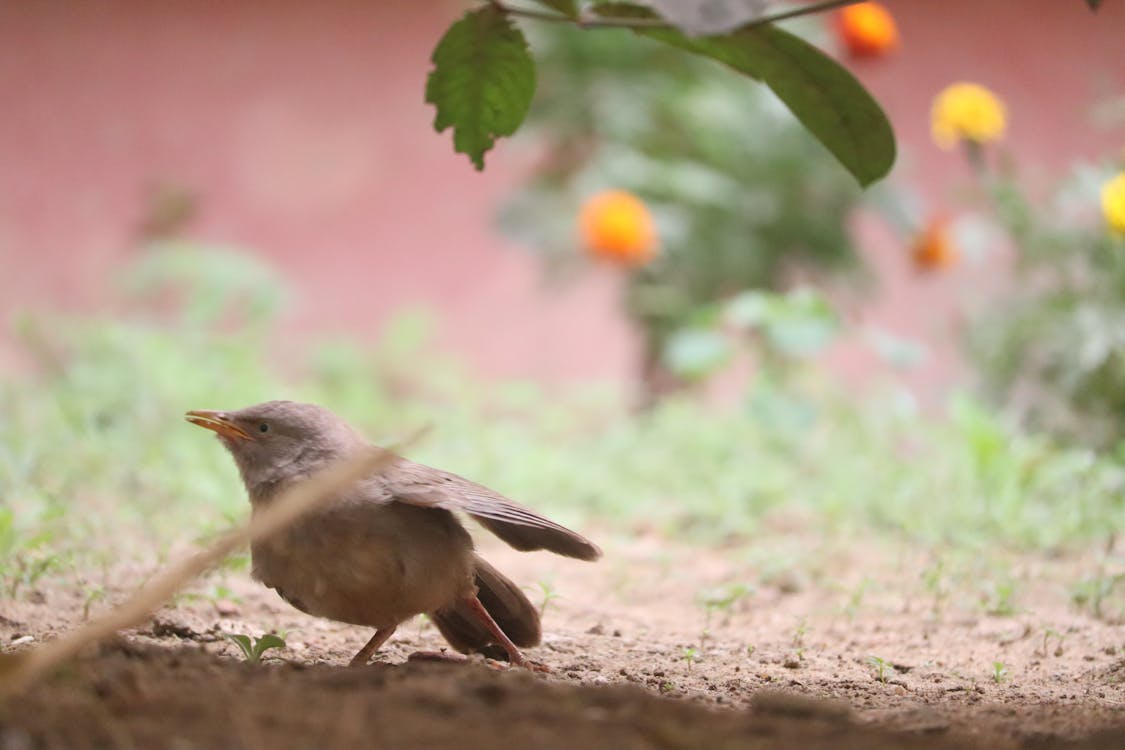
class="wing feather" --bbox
[376,458,601,561]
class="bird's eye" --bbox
[258,423,269,433]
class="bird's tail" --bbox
[428,555,541,660]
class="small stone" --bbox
[586,624,605,635]
[10,635,34,647]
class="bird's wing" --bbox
[375,457,601,561]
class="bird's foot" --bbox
[512,658,551,674]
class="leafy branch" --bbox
[427,0,895,185]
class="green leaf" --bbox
[663,328,732,380]
[596,4,896,186]
[532,0,580,18]
[725,291,771,329]
[223,633,255,662]
[425,7,537,170]
[252,633,287,660]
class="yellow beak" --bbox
[185,410,252,441]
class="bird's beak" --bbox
[185,410,252,441]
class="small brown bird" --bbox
[186,400,600,668]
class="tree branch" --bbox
[490,0,867,31]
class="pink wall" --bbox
[1,0,1122,391]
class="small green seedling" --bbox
[921,558,948,616]
[534,580,560,616]
[681,646,702,670]
[983,580,1018,616]
[1071,571,1124,620]
[698,583,751,629]
[791,619,808,648]
[224,632,286,664]
[991,661,1009,684]
[868,655,892,684]
[82,586,107,621]
[1040,628,1065,657]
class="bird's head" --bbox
[186,400,365,495]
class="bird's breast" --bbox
[250,502,476,628]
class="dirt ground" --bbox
[1,528,1123,749]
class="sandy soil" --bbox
[1,529,1123,749]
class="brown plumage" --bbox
[186,400,600,669]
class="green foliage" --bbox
[968,160,1125,449]
[3,245,1125,590]
[426,6,537,170]
[981,578,1019,616]
[662,287,841,383]
[502,23,867,392]
[1071,568,1124,620]
[426,2,896,183]
[697,582,752,628]
[0,507,63,598]
[991,661,1009,684]
[600,5,895,186]
[867,655,892,684]
[534,580,561,616]
[224,632,286,664]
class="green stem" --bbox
[490,0,866,31]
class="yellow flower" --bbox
[579,190,659,267]
[931,83,1007,149]
[1103,172,1125,235]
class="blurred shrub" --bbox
[968,158,1125,450]
[500,23,867,401]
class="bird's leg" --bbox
[462,595,546,672]
[349,625,396,666]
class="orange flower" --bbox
[579,190,658,267]
[912,217,958,272]
[835,2,899,59]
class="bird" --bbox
[185,400,600,669]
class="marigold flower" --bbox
[1102,172,1125,236]
[835,2,899,59]
[579,190,658,267]
[931,83,1007,149]
[912,216,958,272]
